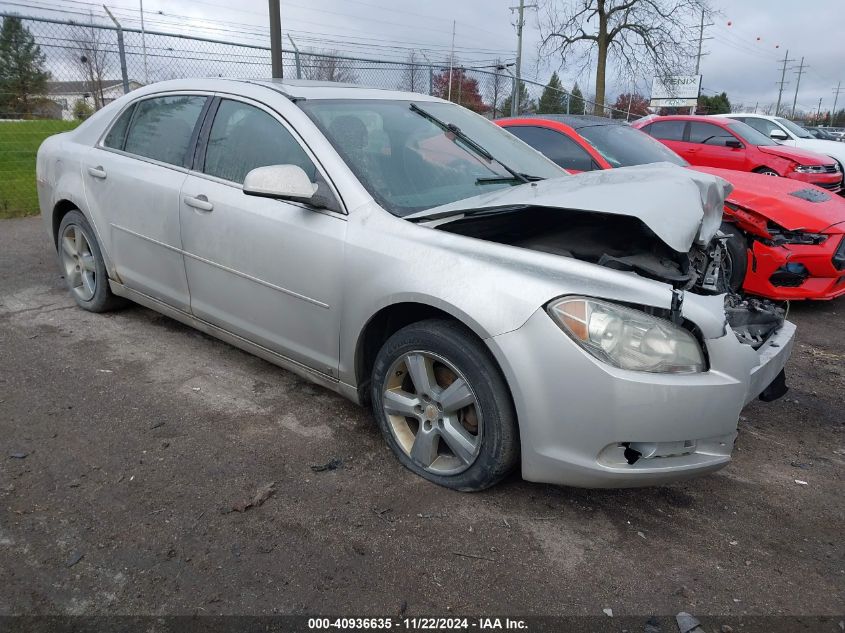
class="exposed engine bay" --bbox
[437,207,785,348]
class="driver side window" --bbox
[203,99,317,184]
[742,117,781,137]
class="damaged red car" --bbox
[497,115,845,300]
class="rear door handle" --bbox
[87,166,107,179]
[183,194,213,212]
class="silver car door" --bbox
[179,96,347,375]
[84,94,209,311]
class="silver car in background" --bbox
[36,79,794,490]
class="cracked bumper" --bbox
[487,308,795,488]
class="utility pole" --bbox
[816,97,823,121]
[287,34,301,79]
[103,5,129,94]
[775,49,793,117]
[509,0,537,116]
[268,0,283,78]
[139,0,148,83]
[691,7,713,114]
[447,20,455,102]
[790,56,806,119]
[832,81,842,126]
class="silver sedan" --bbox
[36,79,794,490]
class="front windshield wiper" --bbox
[405,204,527,224]
[408,102,538,185]
[476,173,545,184]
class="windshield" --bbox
[775,117,813,139]
[725,119,779,146]
[578,123,687,168]
[298,99,565,216]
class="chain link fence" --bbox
[0,12,623,218]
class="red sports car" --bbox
[632,114,843,193]
[497,115,845,300]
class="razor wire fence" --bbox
[0,12,628,217]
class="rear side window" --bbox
[506,125,595,171]
[688,122,737,146]
[203,99,317,184]
[124,95,207,166]
[103,104,135,150]
[644,120,686,141]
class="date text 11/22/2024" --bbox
[307,617,528,630]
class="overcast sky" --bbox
[3,0,843,114]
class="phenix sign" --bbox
[650,74,702,107]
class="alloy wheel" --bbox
[60,224,97,302]
[382,351,482,476]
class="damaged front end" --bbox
[437,206,785,351]
[414,165,786,352]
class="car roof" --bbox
[717,113,776,119]
[128,77,444,103]
[497,114,625,130]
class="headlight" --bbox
[794,164,827,173]
[547,297,705,373]
[767,223,828,245]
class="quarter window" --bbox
[203,99,317,184]
[123,95,207,166]
[506,126,595,171]
[644,120,686,141]
[103,103,135,150]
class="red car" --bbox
[631,115,843,193]
[497,115,845,300]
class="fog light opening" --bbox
[770,263,808,287]
[622,443,641,465]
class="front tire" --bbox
[371,319,519,491]
[57,210,124,312]
[755,167,779,177]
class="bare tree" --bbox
[73,23,112,110]
[399,50,425,93]
[302,49,357,83]
[538,0,703,115]
[485,59,511,118]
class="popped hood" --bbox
[410,163,730,253]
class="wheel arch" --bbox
[51,199,80,247]
[752,165,781,176]
[353,301,514,410]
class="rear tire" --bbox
[371,319,519,491]
[721,221,749,292]
[57,210,125,313]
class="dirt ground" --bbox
[1,216,843,620]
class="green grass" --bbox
[0,119,80,219]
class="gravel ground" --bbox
[1,216,843,620]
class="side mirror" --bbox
[725,139,743,149]
[243,164,318,202]
[770,129,789,141]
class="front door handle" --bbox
[184,194,213,212]
[87,166,107,179]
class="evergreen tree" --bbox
[569,82,585,115]
[536,71,567,114]
[697,91,731,115]
[501,81,534,116]
[0,17,50,118]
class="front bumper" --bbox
[488,308,795,488]
[786,170,843,193]
[742,234,845,300]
